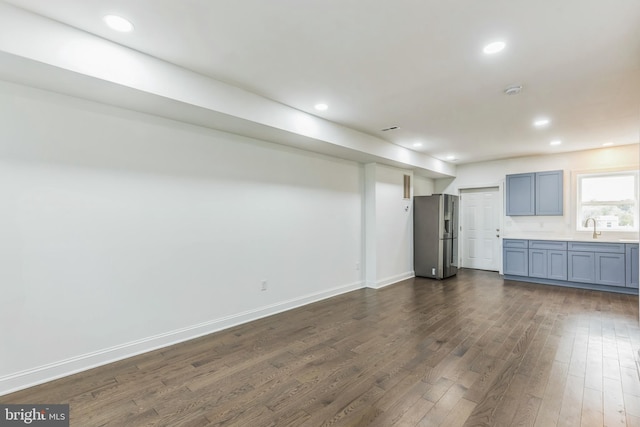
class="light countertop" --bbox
[503,235,639,244]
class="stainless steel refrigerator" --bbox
[414,194,459,279]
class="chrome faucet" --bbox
[584,217,601,239]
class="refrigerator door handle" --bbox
[451,197,457,238]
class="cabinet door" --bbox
[547,250,568,281]
[595,252,625,287]
[626,244,639,288]
[568,251,595,283]
[506,173,535,216]
[535,170,563,215]
[528,249,547,278]
[504,247,528,276]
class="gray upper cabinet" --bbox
[505,173,535,216]
[506,170,563,216]
[535,170,563,215]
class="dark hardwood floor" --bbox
[2,269,639,426]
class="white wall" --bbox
[364,164,415,288]
[414,175,435,196]
[436,145,640,240]
[375,165,414,287]
[0,81,363,394]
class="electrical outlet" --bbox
[355,262,360,271]
[261,280,268,291]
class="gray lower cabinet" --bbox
[567,251,596,283]
[528,240,567,280]
[503,239,528,276]
[528,249,547,278]
[567,242,626,287]
[625,244,639,288]
[504,239,637,294]
[595,252,625,286]
[548,250,568,280]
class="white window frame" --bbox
[575,169,639,234]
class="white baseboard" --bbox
[0,280,364,396]
[367,271,414,289]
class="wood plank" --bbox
[533,361,569,427]
[580,387,603,427]
[511,393,541,427]
[1,269,637,427]
[367,372,434,427]
[603,376,627,427]
[418,383,467,426]
[557,374,585,426]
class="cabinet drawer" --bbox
[503,239,528,249]
[529,240,567,250]
[567,242,625,253]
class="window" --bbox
[576,170,639,232]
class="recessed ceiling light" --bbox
[602,142,614,147]
[483,41,506,54]
[549,140,562,146]
[446,155,456,161]
[533,118,550,127]
[413,142,423,147]
[103,15,134,32]
[314,103,328,111]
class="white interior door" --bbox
[460,187,501,271]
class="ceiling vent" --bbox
[381,126,400,132]
[504,85,523,96]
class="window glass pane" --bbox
[579,205,636,230]
[581,175,635,202]
[577,170,638,232]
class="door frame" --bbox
[457,183,504,273]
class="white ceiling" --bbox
[4,0,640,164]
